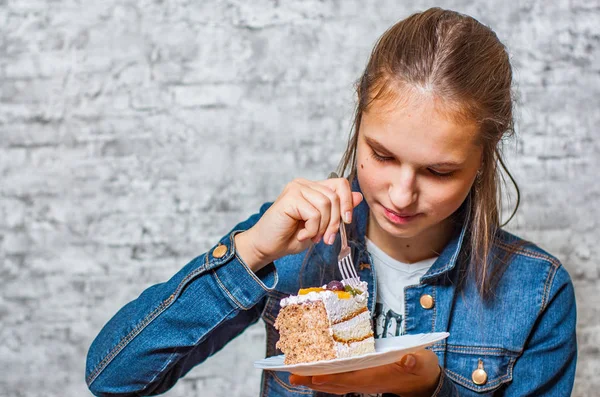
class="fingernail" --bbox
[344,211,352,224]
[328,234,336,245]
[403,354,416,368]
[312,377,326,385]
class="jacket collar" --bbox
[350,176,471,282]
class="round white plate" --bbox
[253,332,449,376]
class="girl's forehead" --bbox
[361,95,480,152]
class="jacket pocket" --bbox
[443,345,517,394]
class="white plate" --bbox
[253,332,449,376]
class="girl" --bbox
[86,8,577,397]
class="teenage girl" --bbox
[86,8,577,397]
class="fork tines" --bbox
[339,255,360,286]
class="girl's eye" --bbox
[428,168,454,178]
[369,148,455,178]
[371,150,394,162]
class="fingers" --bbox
[398,354,417,373]
[296,181,341,245]
[318,178,362,224]
[292,369,388,394]
[290,198,321,243]
[311,370,373,387]
[289,375,348,395]
[286,178,363,245]
[309,358,417,387]
[352,191,364,208]
[285,179,331,244]
[289,374,310,385]
[297,186,331,244]
[289,352,440,395]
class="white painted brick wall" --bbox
[0,1,597,396]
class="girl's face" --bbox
[356,94,482,242]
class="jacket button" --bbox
[419,294,434,309]
[212,244,228,258]
[472,359,488,385]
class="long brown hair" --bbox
[338,8,520,297]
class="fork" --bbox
[328,172,361,287]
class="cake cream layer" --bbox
[331,310,373,342]
[334,336,376,358]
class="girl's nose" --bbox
[388,169,418,209]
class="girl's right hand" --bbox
[235,178,363,271]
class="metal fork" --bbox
[328,172,361,287]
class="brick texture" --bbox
[0,1,598,396]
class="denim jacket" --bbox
[86,180,577,397]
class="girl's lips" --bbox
[382,206,421,225]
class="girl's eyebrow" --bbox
[365,136,394,154]
[364,136,464,167]
[428,161,463,168]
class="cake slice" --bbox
[274,280,375,364]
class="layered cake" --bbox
[274,280,375,364]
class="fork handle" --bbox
[339,216,349,250]
[328,171,350,250]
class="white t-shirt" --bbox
[367,237,437,339]
[354,238,437,397]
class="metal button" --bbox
[472,359,488,385]
[419,294,434,309]
[212,244,227,258]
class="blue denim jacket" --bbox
[86,181,577,397]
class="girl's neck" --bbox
[366,213,456,264]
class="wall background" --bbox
[0,1,597,396]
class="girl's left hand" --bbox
[289,349,441,396]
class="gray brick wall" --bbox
[0,1,597,396]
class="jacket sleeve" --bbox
[85,203,278,397]
[431,368,460,396]
[501,264,577,396]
